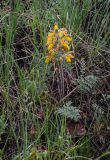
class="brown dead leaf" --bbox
[66,120,86,136]
[36,144,47,152]
[30,127,35,139]
[75,123,86,136]
[36,108,45,120]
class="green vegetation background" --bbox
[0,0,110,159]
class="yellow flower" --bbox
[45,50,54,64]
[60,39,70,50]
[64,53,74,62]
[45,56,51,64]
[65,36,72,42]
[47,43,54,51]
[63,43,70,50]
[47,37,52,45]
[48,32,54,38]
[47,32,54,45]
[54,23,58,31]
[58,32,63,38]
[58,28,67,38]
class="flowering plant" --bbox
[45,23,74,64]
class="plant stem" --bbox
[59,63,64,99]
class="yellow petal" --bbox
[64,53,74,62]
[54,23,58,31]
[45,56,51,64]
[48,32,54,38]
[65,36,72,42]
[66,57,71,62]
[63,43,70,50]
[60,39,70,50]
[47,37,53,45]
[47,43,54,51]
[58,31,63,38]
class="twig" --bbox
[59,87,77,104]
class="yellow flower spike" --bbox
[45,23,74,63]
[54,23,58,31]
[64,53,74,62]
